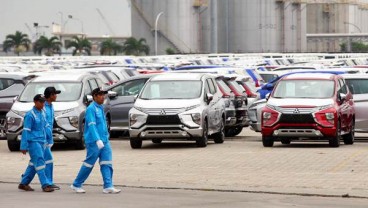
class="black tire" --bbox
[280,138,291,145]
[196,120,208,147]
[225,126,242,137]
[152,138,162,144]
[329,122,341,148]
[75,121,85,150]
[213,119,225,144]
[7,140,19,152]
[262,136,274,147]
[130,138,142,149]
[343,120,354,145]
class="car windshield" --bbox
[19,82,82,102]
[273,80,335,98]
[140,81,202,99]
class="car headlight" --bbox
[68,116,79,128]
[11,110,26,117]
[130,113,147,127]
[7,117,16,124]
[191,113,201,125]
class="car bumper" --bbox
[7,129,81,142]
[262,123,337,138]
[129,124,203,140]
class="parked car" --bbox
[222,76,248,136]
[105,74,157,136]
[214,76,237,132]
[343,74,368,133]
[6,71,113,151]
[129,73,226,148]
[261,73,355,147]
[0,73,36,139]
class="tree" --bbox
[66,36,92,56]
[100,39,123,55]
[33,36,62,56]
[122,37,149,56]
[166,48,176,55]
[3,31,31,56]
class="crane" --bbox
[96,8,116,36]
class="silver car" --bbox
[129,73,226,148]
[6,71,112,151]
[343,74,368,133]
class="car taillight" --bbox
[313,107,335,127]
[262,106,280,127]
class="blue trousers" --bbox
[20,142,51,188]
[44,147,54,184]
[73,141,114,189]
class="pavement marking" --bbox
[328,149,365,173]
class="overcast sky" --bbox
[0,0,131,42]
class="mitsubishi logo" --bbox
[160,109,166,115]
[293,108,300,114]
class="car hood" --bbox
[11,101,80,112]
[267,98,334,108]
[135,99,201,109]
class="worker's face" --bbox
[34,100,45,110]
[49,93,57,102]
[93,93,105,105]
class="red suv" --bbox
[261,73,355,147]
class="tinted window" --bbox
[216,79,232,94]
[0,78,15,90]
[273,80,335,98]
[111,79,148,96]
[345,79,368,94]
[106,71,120,82]
[206,79,216,94]
[338,79,347,94]
[88,79,99,91]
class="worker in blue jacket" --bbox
[18,94,55,192]
[71,88,121,194]
[43,86,61,190]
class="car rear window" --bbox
[216,79,232,94]
[0,78,15,90]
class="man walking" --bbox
[43,87,61,190]
[18,94,54,192]
[71,88,121,194]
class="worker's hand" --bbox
[21,150,27,155]
[96,140,104,149]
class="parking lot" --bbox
[2,128,368,198]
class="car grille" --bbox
[279,114,315,124]
[146,115,181,125]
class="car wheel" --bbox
[262,136,274,147]
[7,140,20,152]
[130,138,142,149]
[152,138,162,144]
[329,121,341,148]
[196,120,208,147]
[343,120,354,145]
[232,126,243,136]
[213,119,225,144]
[225,126,242,137]
[280,138,291,145]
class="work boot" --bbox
[42,185,55,192]
[50,184,60,190]
[18,184,34,191]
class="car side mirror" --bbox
[338,93,347,103]
[206,93,214,104]
[265,93,270,100]
[107,91,117,99]
[134,94,138,101]
[13,96,18,103]
[85,95,93,104]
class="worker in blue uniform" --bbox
[43,86,61,190]
[18,94,55,192]
[71,88,121,194]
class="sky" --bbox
[0,0,131,42]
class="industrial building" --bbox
[131,0,368,54]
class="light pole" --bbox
[155,12,164,55]
[343,21,362,52]
[67,15,84,35]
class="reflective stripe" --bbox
[45,160,53,164]
[88,122,96,126]
[29,162,34,166]
[23,128,31,131]
[100,161,112,165]
[35,165,46,171]
[83,162,93,168]
[31,110,37,119]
